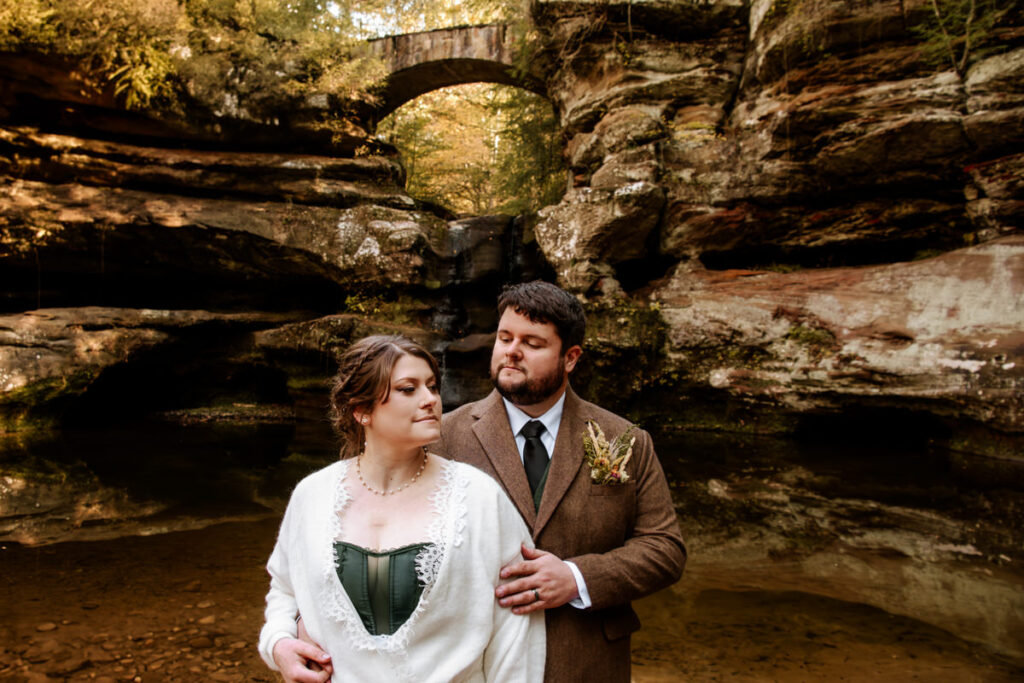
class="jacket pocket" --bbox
[588,481,635,497]
[602,604,642,641]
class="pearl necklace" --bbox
[356,449,428,496]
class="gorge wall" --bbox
[2,0,1020,452]
[1,0,1023,659]
[534,0,1023,457]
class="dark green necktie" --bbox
[521,420,548,496]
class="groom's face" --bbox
[490,308,581,408]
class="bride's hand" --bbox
[298,616,335,678]
[272,636,333,683]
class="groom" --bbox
[434,281,686,681]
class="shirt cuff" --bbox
[564,560,592,609]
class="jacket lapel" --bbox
[533,387,587,537]
[471,391,537,528]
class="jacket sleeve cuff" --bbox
[564,560,592,609]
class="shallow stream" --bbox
[1,391,1021,678]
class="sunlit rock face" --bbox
[0,118,541,430]
[534,0,1023,456]
[0,129,454,310]
[535,0,748,293]
[650,236,1024,443]
[535,181,665,293]
[538,0,1022,286]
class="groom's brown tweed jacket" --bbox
[434,386,686,682]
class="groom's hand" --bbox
[496,544,579,614]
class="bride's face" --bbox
[365,354,442,448]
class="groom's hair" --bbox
[498,281,586,352]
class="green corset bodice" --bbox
[334,541,432,636]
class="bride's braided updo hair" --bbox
[329,334,441,458]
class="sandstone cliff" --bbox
[534,0,1022,460]
[1,0,1020,454]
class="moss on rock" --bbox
[0,369,101,433]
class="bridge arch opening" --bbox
[376,82,564,217]
[372,58,547,122]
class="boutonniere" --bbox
[583,420,636,485]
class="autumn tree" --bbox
[0,0,384,110]
[1,0,563,215]
[378,83,564,216]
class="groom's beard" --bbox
[491,362,565,407]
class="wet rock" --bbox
[23,638,59,662]
[676,448,1024,659]
[650,235,1024,456]
[440,215,513,286]
[0,307,299,432]
[43,652,90,675]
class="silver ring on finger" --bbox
[533,588,541,602]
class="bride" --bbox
[258,335,545,682]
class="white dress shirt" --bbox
[501,392,592,609]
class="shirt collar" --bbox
[502,390,566,439]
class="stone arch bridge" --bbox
[367,24,548,122]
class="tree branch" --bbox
[929,0,960,75]
[958,0,977,77]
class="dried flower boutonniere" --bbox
[583,420,636,484]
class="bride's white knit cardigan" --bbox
[259,458,546,682]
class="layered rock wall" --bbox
[1,1,1021,452]
[534,0,1023,457]
[0,53,549,430]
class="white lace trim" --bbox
[317,458,469,680]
